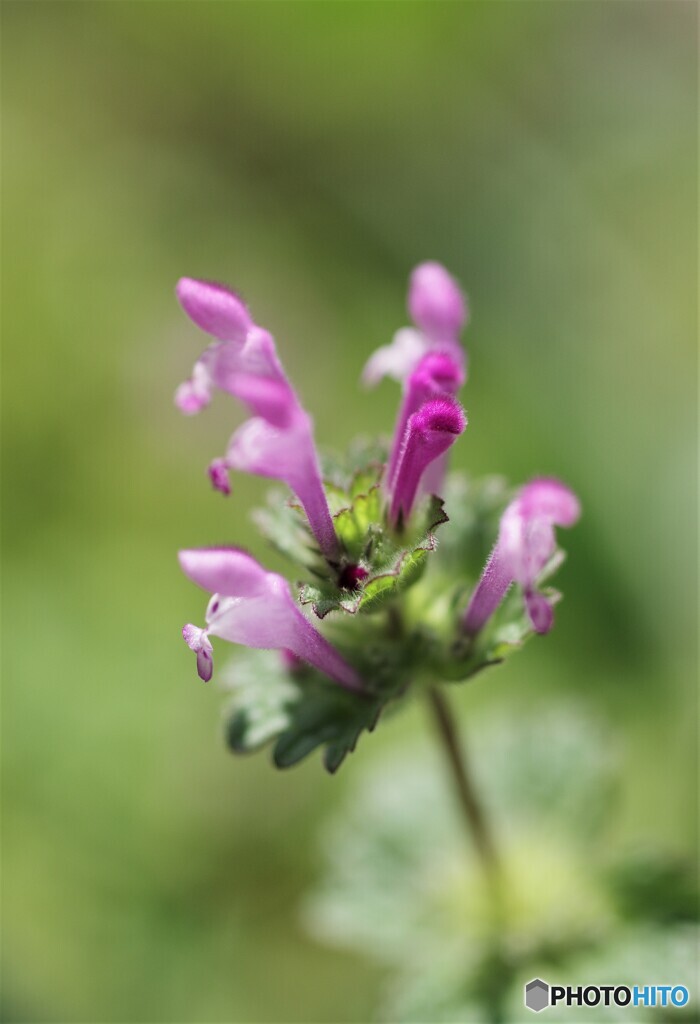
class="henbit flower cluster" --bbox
[175,263,580,734]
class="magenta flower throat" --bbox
[176,263,580,772]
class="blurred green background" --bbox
[2,2,697,1022]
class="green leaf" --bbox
[272,686,383,771]
[320,439,388,492]
[298,581,361,618]
[252,491,327,575]
[303,706,641,1023]
[606,852,700,925]
[222,650,386,773]
[224,651,299,753]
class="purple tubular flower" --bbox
[387,351,465,488]
[463,478,581,636]
[179,548,363,692]
[221,414,339,560]
[175,278,339,561]
[362,262,468,388]
[176,321,296,426]
[388,397,467,527]
[174,279,253,415]
[408,261,468,343]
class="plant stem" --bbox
[427,685,501,885]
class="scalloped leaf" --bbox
[320,439,388,492]
[223,650,386,773]
[252,491,327,575]
[298,581,360,618]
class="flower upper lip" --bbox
[361,261,468,388]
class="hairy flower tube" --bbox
[463,478,581,636]
[388,397,466,528]
[175,262,580,773]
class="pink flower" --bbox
[387,351,465,490]
[218,415,338,559]
[463,478,581,635]
[408,261,468,344]
[362,262,468,387]
[180,548,363,691]
[177,277,253,342]
[388,397,467,527]
[175,278,338,560]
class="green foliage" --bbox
[252,492,329,576]
[223,650,388,773]
[606,851,700,925]
[303,705,700,1022]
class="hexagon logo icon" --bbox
[525,978,550,1013]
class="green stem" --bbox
[427,685,501,885]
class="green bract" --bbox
[221,455,562,773]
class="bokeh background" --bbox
[2,2,697,1022]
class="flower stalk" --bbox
[427,685,501,886]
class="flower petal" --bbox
[463,477,580,636]
[208,458,231,495]
[518,478,581,528]
[212,327,297,425]
[500,512,556,587]
[179,547,269,597]
[361,328,430,388]
[387,351,465,487]
[408,261,468,341]
[525,590,555,634]
[179,552,363,691]
[176,278,252,343]
[206,577,363,692]
[225,416,339,559]
[174,360,211,415]
[182,624,214,682]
